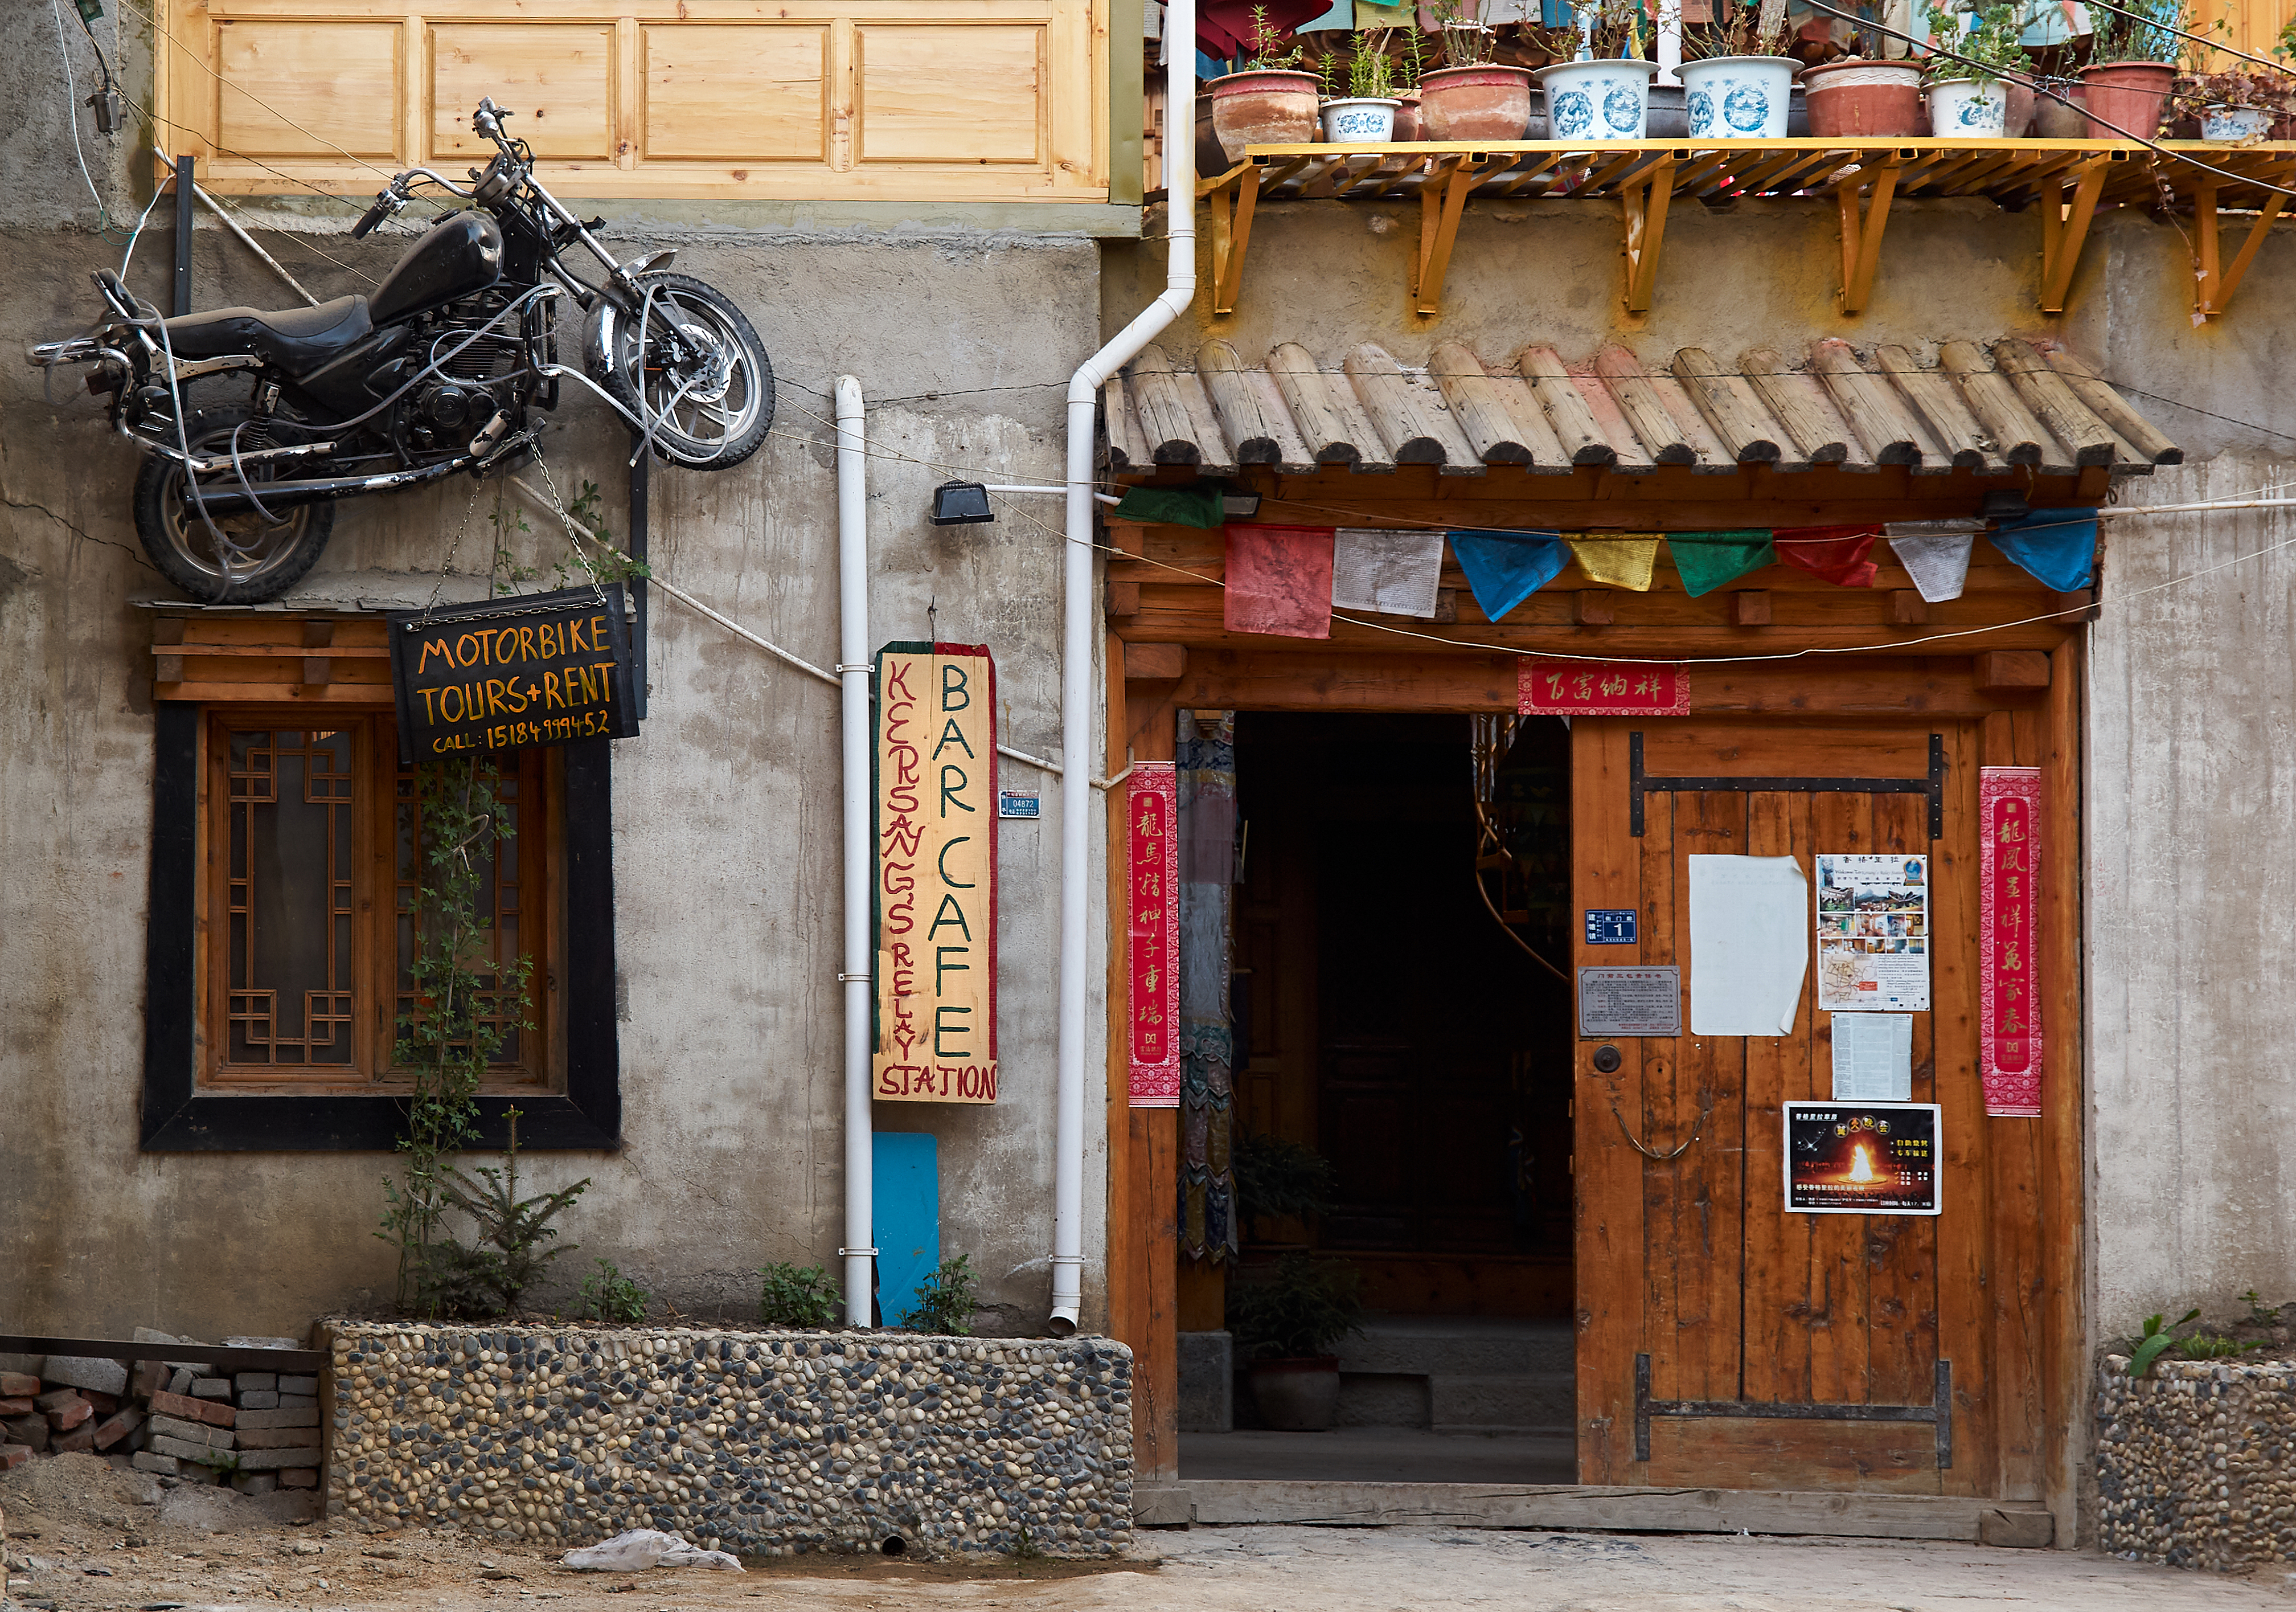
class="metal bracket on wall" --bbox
[1627,731,1945,840]
[1635,1352,1954,1468]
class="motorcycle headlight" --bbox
[473,155,515,207]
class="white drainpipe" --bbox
[1048,5,1196,1335]
[837,374,877,1328]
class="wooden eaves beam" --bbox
[2192,178,2289,319]
[1622,153,1678,314]
[1200,156,1308,317]
[1836,153,1905,316]
[1412,156,1482,316]
[2037,153,2114,314]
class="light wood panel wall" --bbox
[157,0,1110,203]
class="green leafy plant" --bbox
[433,1108,589,1316]
[1228,1253,1366,1361]
[758,1262,843,1328]
[1432,0,1496,64]
[580,1259,650,1323]
[2242,1287,2279,1327]
[907,1255,979,1336]
[379,756,538,1315]
[2090,0,2188,64]
[1399,27,1428,93]
[1232,1132,1336,1227]
[2183,1333,2269,1360]
[1343,30,1399,97]
[2126,1307,2202,1376]
[1241,4,1307,70]
[1924,1,2030,83]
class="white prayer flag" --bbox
[1331,527,1446,619]
[1884,522,1981,603]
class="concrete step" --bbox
[1428,1372,1574,1434]
[1336,1316,1575,1378]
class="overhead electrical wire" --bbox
[2052,0,2296,81]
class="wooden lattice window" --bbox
[200,709,558,1092]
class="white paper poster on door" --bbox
[1687,854,1809,1037]
[1815,853,1930,1012]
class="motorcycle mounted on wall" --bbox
[27,97,773,603]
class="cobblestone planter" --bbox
[2097,1355,2296,1569]
[321,1322,1133,1558]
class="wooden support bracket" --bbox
[1836,156,1903,316]
[2192,179,2289,320]
[1206,162,1262,318]
[1622,154,1678,315]
[2038,155,2113,315]
[1412,157,1481,316]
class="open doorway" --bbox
[1178,711,1578,1484]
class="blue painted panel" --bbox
[872,1132,940,1328]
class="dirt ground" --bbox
[9,1452,2296,1612]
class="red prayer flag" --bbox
[1774,525,1881,588]
[1223,525,1335,639]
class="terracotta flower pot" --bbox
[2078,60,2175,141]
[1248,1356,1342,1432]
[1417,65,1534,141]
[1802,58,1925,137]
[2030,77,2086,137]
[2000,72,2036,136]
[1392,95,1424,142]
[1208,69,1321,164]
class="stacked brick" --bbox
[0,1351,321,1496]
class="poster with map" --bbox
[1815,853,1930,1013]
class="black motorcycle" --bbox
[29,97,774,603]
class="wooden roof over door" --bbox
[1104,336,2179,482]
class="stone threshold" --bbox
[1142,1482,2055,1546]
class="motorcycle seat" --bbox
[161,294,374,377]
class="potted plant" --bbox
[1209,6,1322,163]
[1321,30,1406,141]
[1393,29,1429,140]
[1228,1252,1366,1431]
[1418,0,1535,139]
[2079,0,2188,138]
[1535,0,1662,141]
[1678,3,1803,138]
[1805,54,1929,134]
[1233,1130,1336,1243]
[2169,17,2294,140]
[1921,1,2027,136]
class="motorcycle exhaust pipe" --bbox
[180,451,485,515]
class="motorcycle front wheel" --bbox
[585,272,774,471]
[132,404,335,603]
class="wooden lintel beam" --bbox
[1576,590,1616,626]
[1975,649,2052,689]
[1123,641,1188,681]
[1837,158,1901,316]
[1891,588,1930,624]
[1623,156,1677,315]
[1207,162,1262,318]
[2195,184,2289,319]
[2038,156,2111,315]
[1411,158,1479,317]
[1732,590,1772,625]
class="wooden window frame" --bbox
[143,703,621,1152]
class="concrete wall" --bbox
[0,13,1113,1335]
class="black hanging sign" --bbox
[389,586,638,761]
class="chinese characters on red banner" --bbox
[1127,764,1180,1107]
[1518,659,1690,717]
[1979,767,2042,1117]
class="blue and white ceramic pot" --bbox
[1321,96,1402,142]
[2200,104,2272,141]
[1677,54,1802,139]
[1925,76,2009,137]
[1534,59,1663,141]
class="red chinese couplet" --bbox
[1979,767,2043,1118]
[1127,763,1180,1108]
[1518,658,1690,717]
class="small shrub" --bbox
[908,1255,978,1336]
[2127,1308,2201,1376]
[580,1259,649,1322]
[758,1262,842,1328]
[2184,1334,2268,1360]
[1228,1253,1364,1361]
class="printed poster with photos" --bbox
[1815,853,1930,1012]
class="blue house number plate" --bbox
[1585,909,1638,945]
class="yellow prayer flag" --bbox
[1567,536,1661,592]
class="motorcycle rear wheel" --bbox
[585,272,774,470]
[133,404,336,604]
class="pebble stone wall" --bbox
[321,1323,1134,1558]
[2097,1356,2296,1569]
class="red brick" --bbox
[46,1397,93,1431]
[83,1390,119,1414]
[0,1398,32,1417]
[0,1443,32,1472]
[147,1389,235,1428]
[0,1373,38,1398]
[132,1360,169,1398]
[33,1388,84,1414]
[91,1409,144,1450]
[2,1414,48,1451]
[52,1424,95,1454]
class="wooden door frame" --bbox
[1104,643,2082,1537]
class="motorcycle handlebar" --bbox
[351,191,394,239]
[472,95,509,144]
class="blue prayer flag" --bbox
[1450,530,1570,623]
[1990,509,2098,591]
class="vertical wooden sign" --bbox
[1979,766,2042,1118]
[873,642,998,1103]
[1127,762,1180,1107]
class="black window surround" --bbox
[141,705,622,1152]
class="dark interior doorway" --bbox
[1180,711,1578,1484]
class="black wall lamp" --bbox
[931,481,995,525]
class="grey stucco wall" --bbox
[0,206,1110,1336]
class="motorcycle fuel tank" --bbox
[368,210,505,326]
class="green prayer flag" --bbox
[1112,483,1226,529]
[1667,531,1776,598]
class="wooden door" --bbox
[1572,717,2028,1497]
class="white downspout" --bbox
[837,374,877,1328]
[1048,0,1196,1335]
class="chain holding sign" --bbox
[873,643,999,1104]
[390,586,637,761]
